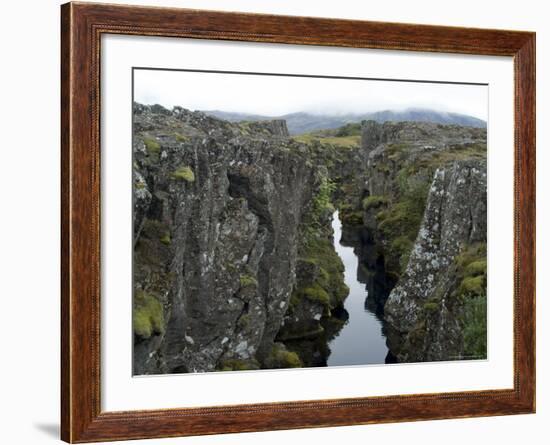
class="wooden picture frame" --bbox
[61,2,535,442]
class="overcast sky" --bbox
[134,69,488,120]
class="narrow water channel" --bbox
[327,211,389,366]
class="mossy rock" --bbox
[302,283,330,306]
[171,165,195,182]
[423,301,440,313]
[465,260,487,277]
[264,344,302,369]
[362,195,389,211]
[133,291,164,339]
[143,136,160,153]
[159,232,171,245]
[459,275,485,296]
[174,132,189,142]
[239,274,258,288]
[390,235,414,272]
[339,210,363,225]
[454,242,487,298]
[218,358,260,371]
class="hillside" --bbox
[202,108,487,135]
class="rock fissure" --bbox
[133,103,488,373]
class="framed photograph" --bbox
[61,2,535,442]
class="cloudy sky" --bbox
[134,68,488,120]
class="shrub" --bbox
[171,165,195,182]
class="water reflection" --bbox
[327,211,390,366]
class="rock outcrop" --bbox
[356,120,488,362]
[133,106,488,373]
[384,161,487,361]
[133,104,319,374]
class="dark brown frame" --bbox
[61,2,536,442]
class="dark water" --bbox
[327,211,390,366]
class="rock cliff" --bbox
[132,104,347,374]
[357,120,487,362]
[384,161,487,361]
[133,105,488,373]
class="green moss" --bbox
[310,176,336,225]
[456,243,487,269]
[385,143,410,160]
[462,295,487,359]
[362,195,388,211]
[159,232,171,245]
[133,291,164,339]
[298,236,349,309]
[302,284,330,306]
[423,301,440,313]
[391,235,414,272]
[143,136,160,153]
[375,178,430,276]
[239,274,258,288]
[266,344,303,369]
[174,132,189,142]
[218,359,259,371]
[454,243,487,299]
[171,165,195,182]
[339,210,363,225]
[465,260,487,277]
[237,314,251,330]
[459,275,485,296]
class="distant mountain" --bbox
[202,108,486,135]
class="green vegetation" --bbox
[289,172,349,315]
[423,301,440,313]
[218,358,260,371]
[143,136,160,153]
[455,243,487,293]
[453,242,487,358]
[159,232,171,245]
[171,165,195,182]
[174,132,189,142]
[362,195,388,211]
[465,259,487,277]
[335,122,362,137]
[292,132,361,148]
[460,276,485,295]
[265,344,302,369]
[299,238,349,308]
[308,176,336,229]
[239,274,258,288]
[462,295,487,359]
[133,291,164,339]
[302,283,331,306]
[375,180,430,275]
